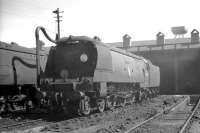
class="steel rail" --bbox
[0,118,43,131]
[124,97,188,133]
[179,97,200,133]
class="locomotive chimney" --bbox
[156,32,165,45]
[191,29,199,44]
[123,34,131,49]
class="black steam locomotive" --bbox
[36,27,160,115]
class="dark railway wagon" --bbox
[131,43,200,95]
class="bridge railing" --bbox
[128,42,200,52]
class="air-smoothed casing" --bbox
[44,36,160,89]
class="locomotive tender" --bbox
[37,30,160,115]
[0,41,48,112]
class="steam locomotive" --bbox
[37,33,160,115]
[0,28,160,115]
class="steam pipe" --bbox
[35,26,57,87]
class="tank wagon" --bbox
[37,33,160,115]
[0,41,48,112]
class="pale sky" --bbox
[0,0,200,47]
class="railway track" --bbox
[179,97,200,133]
[0,109,59,132]
[124,97,196,133]
[34,95,184,133]
[0,118,48,132]
[0,95,184,133]
[0,108,79,132]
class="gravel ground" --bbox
[37,95,183,133]
[1,95,184,133]
[131,97,191,133]
[184,106,200,133]
[187,119,200,133]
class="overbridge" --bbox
[128,40,200,95]
[108,29,200,95]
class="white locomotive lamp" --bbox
[80,53,88,63]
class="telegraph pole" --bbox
[53,8,63,39]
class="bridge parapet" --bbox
[128,43,200,52]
